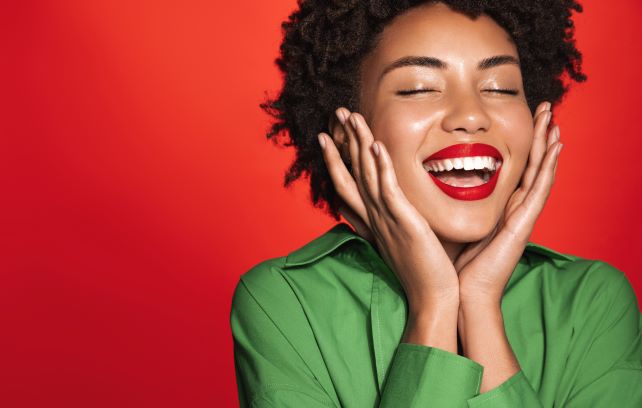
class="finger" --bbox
[521,140,563,223]
[547,125,560,150]
[553,143,563,176]
[520,106,552,191]
[333,108,351,164]
[375,141,426,229]
[505,101,551,211]
[374,140,403,222]
[336,107,358,177]
[340,109,380,215]
[350,113,381,207]
[318,132,371,227]
[535,101,551,117]
[336,108,360,178]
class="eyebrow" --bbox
[379,54,520,80]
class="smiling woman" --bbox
[231,1,641,407]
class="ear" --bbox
[328,112,349,162]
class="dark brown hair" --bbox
[262,0,586,220]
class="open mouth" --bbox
[422,156,502,188]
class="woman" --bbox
[231,1,641,407]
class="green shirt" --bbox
[231,222,641,407]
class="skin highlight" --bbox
[319,2,563,393]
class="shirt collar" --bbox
[284,223,368,268]
[283,222,574,268]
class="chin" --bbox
[430,212,499,244]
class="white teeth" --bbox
[423,156,500,172]
[483,157,491,170]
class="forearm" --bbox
[458,302,520,393]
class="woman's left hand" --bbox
[455,101,564,305]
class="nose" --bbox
[441,91,491,135]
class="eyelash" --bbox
[396,88,519,96]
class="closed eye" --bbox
[396,89,438,96]
[484,88,519,95]
[397,88,519,96]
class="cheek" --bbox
[368,102,438,157]
[494,104,533,156]
[498,108,534,183]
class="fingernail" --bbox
[546,111,552,126]
[545,101,552,111]
[335,109,347,125]
[372,142,380,156]
[318,133,326,149]
[558,143,564,154]
[555,126,561,142]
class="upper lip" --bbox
[424,143,503,162]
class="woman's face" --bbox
[357,2,533,244]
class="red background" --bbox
[1,1,641,407]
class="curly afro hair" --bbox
[261,0,586,221]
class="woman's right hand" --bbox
[318,107,460,315]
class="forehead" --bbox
[365,3,518,69]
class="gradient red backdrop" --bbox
[1,1,641,407]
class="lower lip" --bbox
[428,164,502,201]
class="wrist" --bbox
[457,302,505,355]
[404,302,459,353]
[458,285,502,309]
[407,289,460,315]
[458,301,502,327]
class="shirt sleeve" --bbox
[562,266,642,407]
[464,263,642,408]
[230,278,337,407]
[232,274,487,407]
[465,369,543,407]
[379,342,483,406]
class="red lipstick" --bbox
[425,143,502,161]
[424,143,503,201]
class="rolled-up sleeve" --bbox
[465,262,641,408]
[379,343,483,407]
[232,275,486,407]
[465,370,542,407]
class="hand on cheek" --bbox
[456,101,564,305]
[318,107,461,312]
